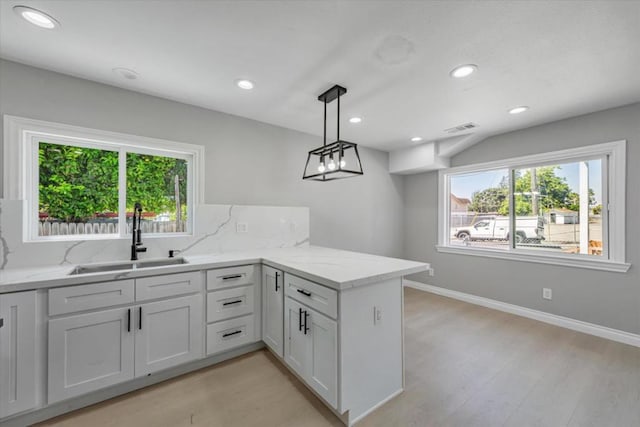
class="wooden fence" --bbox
[39,220,186,236]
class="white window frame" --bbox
[3,115,205,242]
[437,140,629,273]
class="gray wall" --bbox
[404,103,640,335]
[0,59,404,257]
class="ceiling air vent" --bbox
[444,122,478,134]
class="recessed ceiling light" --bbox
[236,79,254,90]
[411,137,423,142]
[112,67,139,80]
[450,64,477,79]
[508,106,529,115]
[13,6,59,29]
[349,117,362,124]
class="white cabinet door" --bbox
[135,294,202,376]
[262,265,284,357]
[283,298,308,379]
[0,291,37,418]
[48,307,134,404]
[307,309,338,408]
[284,297,338,409]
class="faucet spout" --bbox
[131,203,146,260]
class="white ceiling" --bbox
[1,0,639,152]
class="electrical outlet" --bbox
[236,222,248,233]
[542,288,552,300]
[373,306,382,325]
[428,268,435,277]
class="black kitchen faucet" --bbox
[131,202,147,260]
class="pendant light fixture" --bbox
[303,85,364,181]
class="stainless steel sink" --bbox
[136,257,188,269]
[69,257,188,275]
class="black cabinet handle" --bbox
[222,274,242,280]
[298,307,303,331]
[0,318,3,328]
[304,310,310,335]
[275,272,280,292]
[127,309,131,332]
[138,306,142,330]
[297,289,312,297]
[223,330,242,338]
[223,299,242,306]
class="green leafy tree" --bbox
[469,166,594,216]
[126,153,187,215]
[39,143,119,221]
[39,142,187,222]
[469,187,508,213]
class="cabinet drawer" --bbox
[206,315,256,355]
[206,265,254,290]
[285,274,337,319]
[207,285,254,323]
[136,271,201,301]
[49,280,135,316]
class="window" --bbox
[438,141,629,272]
[4,116,203,241]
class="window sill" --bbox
[435,245,631,273]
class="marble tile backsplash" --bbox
[0,199,309,270]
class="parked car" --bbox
[455,216,544,243]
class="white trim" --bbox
[403,280,640,348]
[3,115,205,242]
[440,140,626,176]
[438,140,627,267]
[435,245,631,273]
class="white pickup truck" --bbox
[455,216,544,243]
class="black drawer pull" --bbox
[223,299,243,306]
[275,272,280,292]
[297,289,312,297]
[223,330,242,338]
[138,306,142,330]
[298,307,303,331]
[222,274,242,280]
[127,309,131,332]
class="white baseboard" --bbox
[403,280,640,348]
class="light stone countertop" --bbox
[0,246,428,293]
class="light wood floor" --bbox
[37,287,640,427]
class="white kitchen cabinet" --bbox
[283,298,307,378]
[284,297,338,408]
[0,291,38,418]
[306,305,338,407]
[207,285,254,323]
[136,272,201,302]
[48,274,203,404]
[262,265,284,357]
[48,280,134,316]
[48,307,135,403]
[206,314,256,355]
[135,294,202,376]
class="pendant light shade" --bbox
[303,85,364,181]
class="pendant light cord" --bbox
[323,100,327,147]
[337,93,340,141]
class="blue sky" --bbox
[451,160,602,204]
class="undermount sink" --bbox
[69,257,188,275]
